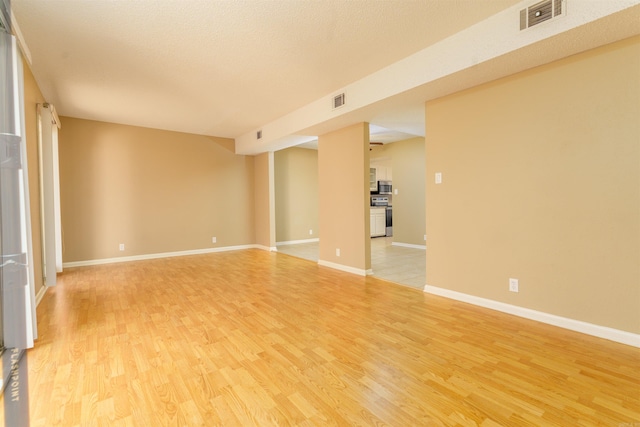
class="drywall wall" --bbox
[371,137,426,247]
[425,36,640,334]
[58,117,255,262]
[318,123,370,274]
[274,147,318,243]
[254,152,275,249]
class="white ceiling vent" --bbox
[520,0,564,30]
[332,93,346,110]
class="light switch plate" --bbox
[435,172,442,184]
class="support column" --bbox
[253,151,276,251]
[318,122,371,275]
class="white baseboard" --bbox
[255,245,278,252]
[318,260,371,277]
[62,244,259,268]
[392,242,426,250]
[276,238,319,246]
[423,284,640,348]
[35,285,47,306]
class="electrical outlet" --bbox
[435,172,442,184]
[212,237,217,244]
[309,229,313,235]
[336,248,340,257]
[424,234,427,241]
[509,278,519,293]
[119,243,125,251]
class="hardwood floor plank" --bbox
[4,249,638,426]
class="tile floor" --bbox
[276,237,426,290]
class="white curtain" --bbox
[38,103,63,281]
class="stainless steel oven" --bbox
[371,196,393,237]
[371,195,388,207]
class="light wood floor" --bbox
[14,250,640,425]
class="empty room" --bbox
[0,0,638,426]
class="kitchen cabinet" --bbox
[370,164,392,183]
[370,207,386,237]
[369,168,377,191]
[375,166,392,181]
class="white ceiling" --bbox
[11,1,519,137]
[10,0,640,153]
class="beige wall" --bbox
[58,117,255,262]
[318,123,371,272]
[391,137,426,246]
[22,58,45,296]
[371,137,426,246]
[370,137,425,246]
[274,147,318,243]
[425,36,640,333]
[253,152,275,249]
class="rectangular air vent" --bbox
[333,93,345,110]
[520,0,564,30]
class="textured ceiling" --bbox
[11,0,640,151]
[12,0,521,140]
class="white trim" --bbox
[62,244,259,268]
[318,260,370,277]
[35,285,47,306]
[276,238,319,246]
[391,242,426,250]
[423,284,640,349]
[10,11,31,65]
[254,245,278,252]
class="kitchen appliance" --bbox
[378,180,392,195]
[370,196,393,237]
[371,195,389,206]
[386,206,393,237]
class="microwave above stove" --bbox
[378,180,392,194]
